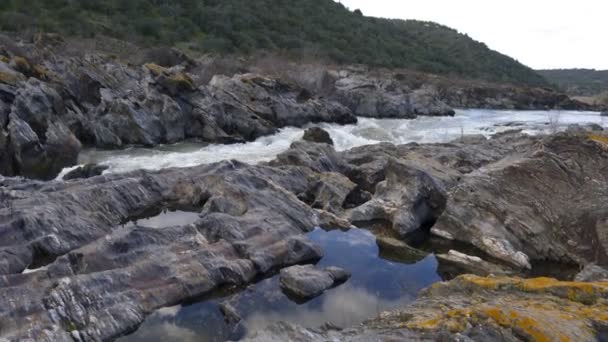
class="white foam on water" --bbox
[64,109,607,176]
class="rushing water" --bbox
[61,109,606,176]
[119,227,441,342]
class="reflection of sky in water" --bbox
[123,210,201,229]
[119,228,440,342]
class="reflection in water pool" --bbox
[119,228,441,342]
[123,210,201,229]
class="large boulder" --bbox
[302,127,334,145]
[431,132,608,269]
[348,158,448,242]
[6,114,80,180]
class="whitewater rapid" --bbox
[59,109,607,176]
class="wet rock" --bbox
[302,127,334,145]
[376,236,428,264]
[432,132,608,269]
[219,302,242,325]
[63,163,109,180]
[245,275,608,341]
[575,264,608,282]
[279,265,351,302]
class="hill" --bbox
[0,0,548,87]
[537,69,608,96]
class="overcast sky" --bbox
[337,0,607,70]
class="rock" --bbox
[140,47,195,68]
[279,264,351,302]
[10,78,64,137]
[0,159,328,341]
[299,172,357,214]
[218,302,242,325]
[375,236,428,264]
[333,74,454,118]
[302,127,334,145]
[432,132,608,269]
[436,250,513,279]
[566,123,603,133]
[348,158,448,242]
[575,264,608,282]
[245,275,608,341]
[63,163,109,180]
[0,129,14,176]
[409,87,455,116]
[601,111,608,116]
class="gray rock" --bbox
[63,163,109,180]
[279,264,351,302]
[0,160,327,341]
[302,127,334,145]
[332,74,454,118]
[601,111,608,116]
[574,264,608,282]
[432,132,608,269]
[348,158,447,241]
[436,250,513,279]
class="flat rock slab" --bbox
[279,265,351,302]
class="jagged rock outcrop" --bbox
[0,160,326,341]
[243,275,608,341]
[0,36,360,179]
[332,73,455,118]
[431,132,608,270]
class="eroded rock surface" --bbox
[431,133,608,270]
[2,127,608,341]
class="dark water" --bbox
[119,227,441,342]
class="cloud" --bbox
[337,0,608,69]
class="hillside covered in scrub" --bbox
[538,68,608,96]
[0,0,548,87]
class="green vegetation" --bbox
[538,69,608,96]
[0,0,548,86]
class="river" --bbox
[59,109,605,176]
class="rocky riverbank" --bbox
[1,125,607,341]
[0,33,593,180]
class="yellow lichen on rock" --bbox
[10,56,32,74]
[403,275,608,341]
[0,55,9,63]
[588,133,608,148]
[0,71,24,85]
[144,63,168,77]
